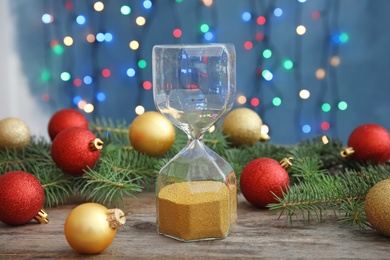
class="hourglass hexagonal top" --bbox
[153,44,236,139]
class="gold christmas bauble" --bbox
[0,117,31,150]
[64,203,125,255]
[222,108,266,146]
[365,179,390,237]
[129,111,175,157]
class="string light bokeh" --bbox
[10,0,390,144]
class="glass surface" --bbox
[153,43,237,242]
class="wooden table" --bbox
[0,192,389,259]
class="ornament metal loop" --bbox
[340,147,355,158]
[34,209,49,224]
[321,135,329,144]
[90,138,104,151]
[259,133,271,142]
[106,208,126,229]
[279,157,294,170]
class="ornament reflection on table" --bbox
[153,43,237,242]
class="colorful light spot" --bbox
[250,97,260,107]
[283,59,294,70]
[127,68,136,77]
[93,1,104,12]
[121,5,131,15]
[321,121,330,131]
[138,60,147,69]
[302,124,311,133]
[60,72,71,81]
[76,15,86,25]
[322,103,331,112]
[296,25,306,35]
[42,14,54,24]
[338,101,348,110]
[257,16,266,25]
[237,95,247,104]
[200,24,210,33]
[241,12,251,22]
[173,28,182,38]
[316,68,326,79]
[244,41,253,50]
[262,49,272,59]
[262,70,273,81]
[299,89,310,99]
[135,105,145,115]
[96,92,106,102]
[73,78,82,87]
[272,97,282,106]
[143,81,152,90]
[83,76,92,84]
[136,16,146,26]
[102,69,111,78]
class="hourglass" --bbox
[152,44,237,242]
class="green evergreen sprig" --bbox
[268,159,390,228]
[0,118,388,231]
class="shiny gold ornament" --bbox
[0,117,31,150]
[222,108,266,146]
[129,111,175,157]
[365,179,390,237]
[64,203,126,254]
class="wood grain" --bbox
[0,193,388,259]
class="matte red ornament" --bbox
[344,124,390,164]
[48,108,89,140]
[51,127,103,176]
[240,157,290,208]
[0,171,45,225]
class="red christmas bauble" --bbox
[0,171,45,225]
[240,158,290,208]
[347,124,390,164]
[48,109,89,140]
[51,127,103,176]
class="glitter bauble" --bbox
[240,157,290,208]
[48,109,89,141]
[129,111,175,157]
[222,108,264,146]
[0,117,31,150]
[64,203,125,254]
[346,124,390,164]
[365,179,390,237]
[51,127,103,176]
[0,171,45,225]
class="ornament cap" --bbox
[279,157,293,170]
[259,133,271,142]
[340,147,355,158]
[90,138,104,151]
[321,135,329,144]
[34,209,49,224]
[106,208,126,229]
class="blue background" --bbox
[8,0,390,144]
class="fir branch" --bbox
[338,198,371,230]
[99,149,162,190]
[74,164,144,208]
[90,117,130,145]
[39,168,75,208]
[202,130,230,157]
[2,117,389,232]
[268,161,390,228]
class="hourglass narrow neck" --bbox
[186,130,205,141]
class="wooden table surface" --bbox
[0,192,389,259]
